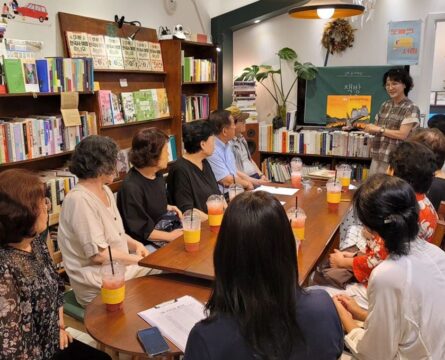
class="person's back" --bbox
[185,289,343,360]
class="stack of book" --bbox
[97,88,170,126]
[2,57,94,93]
[181,94,209,122]
[0,112,97,164]
[65,31,164,71]
[259,125,374,158]
[233,80,257,122]
[181,51,216,82]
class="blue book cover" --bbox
[36,59,49,92]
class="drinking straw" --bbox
[191,208,194,224]
[108,246,115,275]
[295,196,298,217]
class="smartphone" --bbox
[137,327,170,357]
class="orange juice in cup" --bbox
[336,164,352,191]
[206,195,224,232]
[287,207,306,242]
[326,179,342,210]
[183,209,201,252]
[291,171,302,188]
[101,262,125,312]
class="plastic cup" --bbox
[291,170,302,188]
[326,179,342,210]
[228,184,244,202]
[206,195,225,232]
[182,209,201,252]
[291,157,303,172]
[101,261,126,312]
[336,164,352,191]
[287,207,307,242]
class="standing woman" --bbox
[185,191,343,360]
[364,67,420,175]
[58,135,149,306]
[0,169,110,360]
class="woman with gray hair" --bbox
[58,135,150,306]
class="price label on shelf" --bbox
[119,78,128,88]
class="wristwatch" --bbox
[379,126,385,134]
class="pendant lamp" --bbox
[289,0,365,20]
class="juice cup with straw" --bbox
[336,164,352,191]
[206,195,224,232]
[287,207,307,242]
[182,209,201,252]
[291,170,302,188]
[291,157,303,172]
[101,254,125,312]
[326,178,342,210]
[228,184,244,202]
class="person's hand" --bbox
[135,243,149,257]
[364,124,381,135]
[343,251,356,258]
[245,181,255,191]
[332,296,355,331]
[59,328,73,350]
[329,249,346,268]
[260,175,268,182]
[334,294,367,321]
[163,229,183,242]
[167,205,183,219]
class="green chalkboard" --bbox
[299,66,397,125]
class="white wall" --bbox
[205,0,259,18]
[233,0,445,122]
[432,21,445,91]
[3,0,214,57]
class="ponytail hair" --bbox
[353,174,419,256]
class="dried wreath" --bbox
[322,18,355,55]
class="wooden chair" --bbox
[431,219,445,248]
[438,201,445,220]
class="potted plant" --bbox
[236,47,317,126]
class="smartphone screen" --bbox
[137,327,170,356]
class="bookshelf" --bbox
[160,39,218,128]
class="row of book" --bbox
[3,57,94,94]
[66,31,164,71]
[181,94,210,122]
[261,157,370,183]
[97,88,170,126]
[233,80,257,122]
[0,112,97,164]
[181,51,216,82]
[41,168,79,216]
[259,125,374,158]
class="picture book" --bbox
[325,95,371,130]
[156,88,170,117]
[133,90,156,121]
[104,36,124,69]
[116,147,131,177]
[120,92,137,122]
[35,59,50,93]
[167,135,177,162]
[109,92,124,124]
[120,38,139,70]
[135,40,151,71]
[97,90,113,126]
[149,42,164,72]
[4,58,26,93]
[88,34,108,70]
[21,59,40,92]
[65,31,91,58]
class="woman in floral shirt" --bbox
[330,141,438,285]
[0,169,110,360]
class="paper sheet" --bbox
[138,295,206,352]
[61,91,81,126]
[254,185,299,196]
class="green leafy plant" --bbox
[236,48,317,120]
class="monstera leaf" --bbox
[294,61,318,81]
[277,47,298,61]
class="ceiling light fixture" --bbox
[289,0,365,20]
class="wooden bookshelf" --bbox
[182,81,218,85]
[260,151,372,162]
[0,91,94,98]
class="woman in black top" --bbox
[167,120,221,218]
[117,128,183,247]
[184,191,344,360]
[410,128,445,210]
[0,169,110,360]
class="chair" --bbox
[438,201,445,220]
[430,219,445,248]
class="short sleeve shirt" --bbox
[207,137,238,193]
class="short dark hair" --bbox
[388,141,436,193]
[206,191,304,358]
[208,110,232,135]
[428,114,445,136]
[0,169,45,245]
[354,174,419,256]
[129,127,169,168]
[383,67,413,96]
[409,128,445,170]
[69,135,119,179]
[182,120,215,154]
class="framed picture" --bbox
[436,91,445,106]
[430,91,436,106]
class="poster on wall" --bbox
[387,20,421,65]
[1,1,51,26]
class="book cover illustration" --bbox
[104,36,124,69]
[325,95,371,130]
[4,58,26,93]
[66,31,91,58]
[121,92,137,122]
[156,88,170,117]
[109,92,125,124]
[88,34,108,70]
[148,42,164,72]
[135,40,151,71]
[120,38,139,70]
[97,90,113,126]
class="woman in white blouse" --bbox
[58,135,150,306]
[333,174,445,359]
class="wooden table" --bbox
[84,274,211,359]
[139,185,353,285]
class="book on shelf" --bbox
[116,147,131,176]
[181,51,216,82]
[133,90,156,121]
[233,80,257,122]
[167,135,177,162]
[181,94,209,122]
[3,58,26,93]
[120,92,137,122]
[3,38,43,59]
[21,58,40,92]
[148,42,164,72]
[135,40,151,71]
[65,31,91,58]
[87,34,108,70]
[120,38,139,70]
[155,88,170,117]
[97,90,113,126]
[36,59,50,93]
[104,35,124,69]
[109,92,125,125]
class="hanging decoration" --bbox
[322,18,356,55]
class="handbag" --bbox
[150,211,182,248]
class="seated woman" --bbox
[167,120,221,218]
[58,135,150,306]
[330,141,438,285]
[184,191,344,360]
[333,174,445,359]
[409,128,445,211]
[117,128,183,250]
[0,169,110,360]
